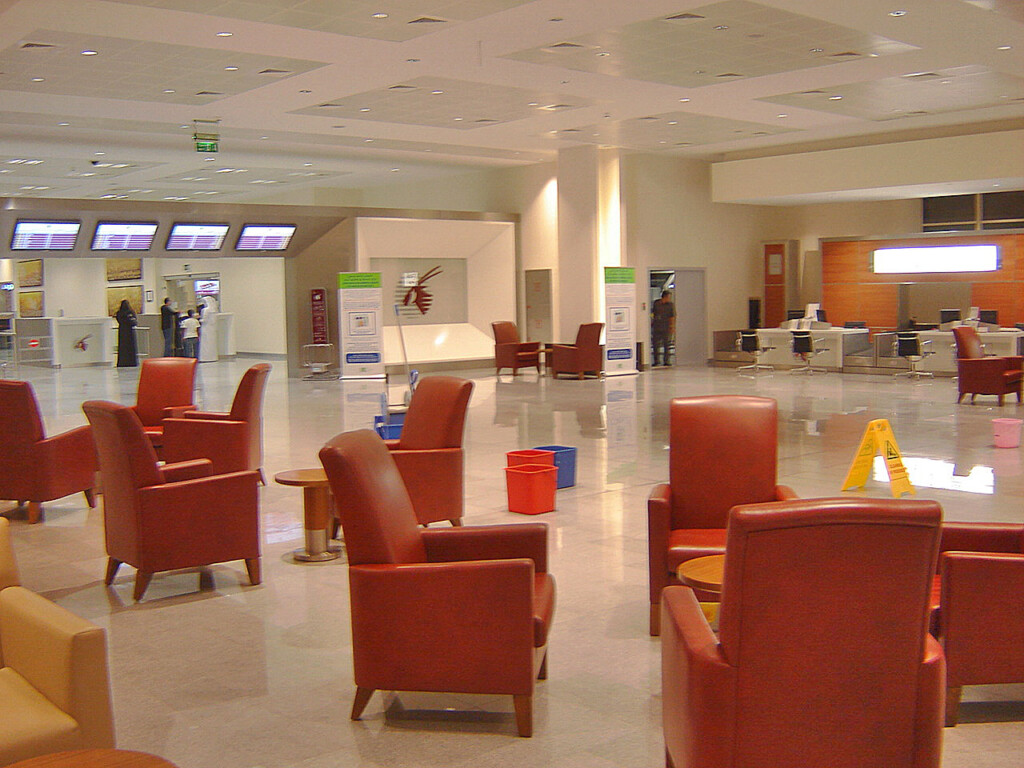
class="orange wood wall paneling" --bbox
[763,243,786,328]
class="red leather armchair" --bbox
[161,363,272,484]
[384,375,473,527]
[550,322,603,379]
[953,325,1023,405]
[82,400,261,601]
[0,380,97,524]
[661,497,944,768]
[934,521,1024,725]
[492,321,540,376]
[319,429,554,737]
[132,357,197,450]
[648,395,796,635]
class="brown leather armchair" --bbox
[319,429,554,737]
[550,322,603,379]
[383,375,473,527]
[492,321,540,376]
[0,519,116,764]
[132,357,197,450]
[661,497,944,768]
[0,380,97,524]
[82,400,261,601]
[953,325,1023,405]
[648,395,796,635]
[934,521,1024,725]
[161,363,272,484]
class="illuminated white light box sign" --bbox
[873,456,994,495]
[872,244,999,274]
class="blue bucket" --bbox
[533,445,576,488]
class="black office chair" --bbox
[790,330,827,374]
[736,330,774,373]
[894,332,934,379]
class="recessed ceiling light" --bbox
[668,120,679,125]
[57,122,69,126]
[406,58,420,63]
[679,98,691,103]
[204,157,216,161]
[216,31,232,37]
[259,136,268,139]
[359,107,370,112]
[889,9,907,16]
[224,66,239,71]
[713,25,729,30]
[81,49,98,56]
[994,183,1002,187]
[810,48,823,53]
[364,139,374,143]
[31,77,44,82]
[333,124,346,128]
[828,95,843,100]
[997,45,1012,50]
[163,89,176,93]
[596,51,610,57]
[693,70,706,75]
[390,168,400,172]
[299,89,311,93]
[372,12,389,19]
[776,113,788,118]
[431,90,444,95]
[94,152,105,156]
[453,117,464,121]
[303,162,313,166]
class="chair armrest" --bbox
[774,485,799,501]
[181,410,231,420]
[648,483,673,603]
[1006,356,1024,371]
[161,418,248,467]
[940,522,1022,556]
[159,459,213,483]
[661,587,736,768]
[423,524,548,572]
[163,405,196,418]
[915,634,944,768]
[0,519,19,590]
[519,341,541,353]
[939,552,1024,687]
[349,560,537,693]
[0,586,115,749]
[551,343,577,353]
[382,438,400,450]
[959,356,1014,373]
[36,425,97,474]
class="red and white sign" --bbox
[28,338,40,348]
[311,288,328,344]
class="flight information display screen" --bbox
[11,220,80,250]
[166,223,229,251]
[235,224,296,251]
[91,221,158,250]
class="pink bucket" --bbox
[993,418,1023,449]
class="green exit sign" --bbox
[195,140,218,153]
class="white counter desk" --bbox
[755,327,871,370]
[16,317,113,368]
[915,328,1024,374]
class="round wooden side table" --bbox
[5,749,178,768]
[274,468,342,562]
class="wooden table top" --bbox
[274,468,329,488]
[6,749,179,768]
[676,554,725,594]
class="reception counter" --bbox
[15,317,114,368]
[914,328,1023,374]
[755,328,871,370]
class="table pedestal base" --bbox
[292,527,342,563]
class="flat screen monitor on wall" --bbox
[91,221,158,251]
[235,224,296,251]
[940,308,962,324]
[979,309,999,325]
[10,220,80,250]
[165,223,229,251]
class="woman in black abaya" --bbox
[114,298,138,367]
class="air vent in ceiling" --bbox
[539,103,573,111]
[388,84,416,90]
[901,71,941,79]
[546,42,584,50]
[799,89,827,95]
[474,118,497,123]
[195,90,223,96]
[258,68,292,76]
[317,102,341,107]
[666,13,705,20]
[20,42,56,50]
[716,72,743,78]
[829,51,862,59]
[638,116,659,121]
[409,16,446,24]
[559,128,581,133]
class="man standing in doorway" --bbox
[160,297,176,357]
[651,290,676,367]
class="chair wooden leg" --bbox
[513,694,532,737]
[538,651,548,680]
[351,686,375,720]
[133,571,153,601]
[957,392,965,404]
[26,502,42,524]
[449,518,463,527]
[105,558,122,585]
[945,686,962,727]
[577,372,584,380]
[244,558,262,585]
[971,394,977,404]
[84,488,97,508]
[258,469,266,486]
[666,748,676,768]
[650,602,661,637]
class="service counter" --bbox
[15,317,114,368]
[755,328,871,370]
[914,328,1023,374]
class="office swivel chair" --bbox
[736,330,774,373]
[894,332,934,379]
[790,331,827,374]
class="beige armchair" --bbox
[0,519,115,765]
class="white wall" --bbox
[217,258,287,354]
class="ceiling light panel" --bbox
[100,0,536,42]
[505,0,918,88]
[289,77,595,129]
[0,29,326,104]
[961,0,1024,24]
[551,111,797,151]
[761,65,1024,121]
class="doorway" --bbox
[164,273,220,315]
[648,268,706,366]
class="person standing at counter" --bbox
[180,309,200,359]
[651,290,676,367]
[160,297,176,356]
[114,299,138,367]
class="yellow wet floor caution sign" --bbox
[841,419,915,498]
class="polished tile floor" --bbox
[4,358,1024,767]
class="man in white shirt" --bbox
[181,309,200,359]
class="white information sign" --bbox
[337,272,385,379]
[603,267,638,376]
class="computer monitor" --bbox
[815,308,827,322]
[939,308,961,325]
[979,309,998,325]
[786,309,804,321]
[843,321,867,329]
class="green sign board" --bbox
[337,272,382,289]
[194,140,218,153]
[604,267,635,284]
